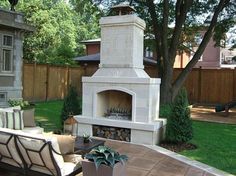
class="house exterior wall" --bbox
[86,44,100,55]
[195,32,221,68]
[0,9,33,107]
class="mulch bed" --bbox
[160,142,197,153]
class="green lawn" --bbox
[35,100,63,132]
[34,101,236,174]
[180,121,236,175]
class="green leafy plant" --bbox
[61,86,82,122]
[85,145,128,169]
[165,88,193,143]
[159,104,172,118]
[8,99,35,110]
[83,133,91,143]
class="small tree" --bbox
[61,86,82,122]
[165,88,193,143]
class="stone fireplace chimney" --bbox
[75,5,166,145]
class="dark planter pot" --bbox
[83,138,90,143]
[22,108,36,127]
[82,160,126,176]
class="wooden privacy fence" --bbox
[174,68,236,104]
[23,63,236,104]
[23,64,98,102]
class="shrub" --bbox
[8,99,35,110]
[165,88,193,143]
[61,86,82,122]
[159,104,172,118]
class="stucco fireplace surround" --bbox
[74,13,166,145]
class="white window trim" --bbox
[0,34,14,73]
[0,92,7,103]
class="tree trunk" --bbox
[160,62,173,104]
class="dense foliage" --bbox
[60,86,82,122]
[165,88,193,143]
[0,0,101,65]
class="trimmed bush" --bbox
[159,104,172,118]
[165,88,193,143]
[61,86,82,122]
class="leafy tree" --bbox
[94,0,236,104]
[165,88,193,143]
[0,0,101,65]
[61,86,82,122]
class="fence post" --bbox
[197,66,202,103]
[234,67,236,101]
[66,66,70,96]
[45,64,50,101]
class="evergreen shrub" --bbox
[61,86,82,122]
[165,88,193,143]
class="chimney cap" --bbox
[110,2,135,16]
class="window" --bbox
[3,35,13,46]
[0,93,7,102]
[0,34,13,73]
[3,49,12,71]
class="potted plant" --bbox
[8,99,36,127]
[82,145,128,176]
[83,133,91,143]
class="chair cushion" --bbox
[0,107,23,129]
[0,112,4,128]
[3,110,24,130]
[22,126,44,134]
[16,134,65,175]
[63,154,83,164]
[0,128,24,166]
[45,134,75,154]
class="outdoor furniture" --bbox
[0,106,44,134]
[74,137,105,156]
[0,128,83,176]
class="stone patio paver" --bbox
[0,139,232,176]
[191,105,236,124]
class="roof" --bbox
[73,53,157,65]
[80,38,101,44]
[0,8,35,32]
[74,53,100,62]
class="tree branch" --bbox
[162,0,169,67]
[172,0,231,97]
[145,0,163,76]
[168,0,193,64]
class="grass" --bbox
[34,100,63,132]
[34,101,236,174]
[180,121,236,175]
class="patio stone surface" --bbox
[0,139,231,176]
[191,105,236,124]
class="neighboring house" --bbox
[74,38,188,68]
[220,48,236,68]
[74,38,157,70]
[0,8,34,107]
[75,34,235,70]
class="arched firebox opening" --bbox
[96,90,132,121]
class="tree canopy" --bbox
[0,0,101,65]
[94,0,236,104]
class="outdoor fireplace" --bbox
[74,5,166,145]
